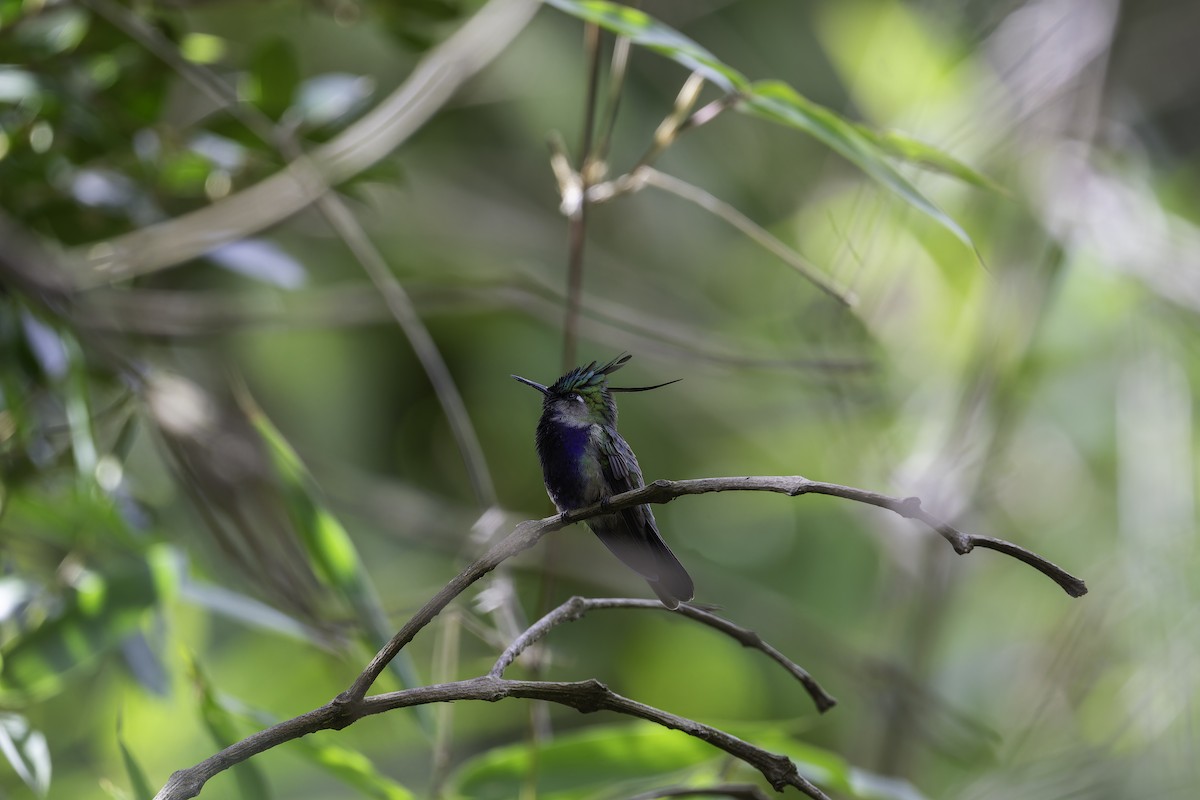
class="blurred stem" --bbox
[307,187,498,508]
[561,21,603,372]
[428,610,461,798]
[594,32,633,163]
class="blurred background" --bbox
[2,0,1199,798]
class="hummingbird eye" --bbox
[572,393,585,405]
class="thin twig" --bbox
[489,596,836,713]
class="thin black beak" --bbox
[512,374,550,396]
[609,379,681,393]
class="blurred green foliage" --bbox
[3,0,1200,799]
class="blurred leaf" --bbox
[13,7,88,56]
[740,80,975,252]
[0,712,51,797]
[209,685,418,800]
[119,629,169,696]
[180,32,227,65]
[206,239,307,290]
[374,0,462,51]
[178,580,322,645]
[158,150,213,196]
[298,741,416,800]
[290,74,375,131]
[116,713,154,800]
[242,395,429,725]
[18,311,68,380]
[724,725,929,800]
[63,334,98,478]
[189,659,271,800]
[0,578,34,624]
[250,38,300,121]
[857,127,1006,195]
[0,68,39,104]
[448,722,721,800]
[0,547,177,702]
[544,0,748,92]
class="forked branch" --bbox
[154,473,1085,800]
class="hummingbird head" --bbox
[512,354,678,426]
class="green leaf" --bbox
[857,127,1006,195]
[116,713,154,800]
[0,549,176,702]
[0,712,51,797]
[213,691,418,800]
[740,80,976,252]
[448,722,721,800]
[723,725,930,800]
[291,738,415,800]
[189,660,271,800]
[544,0,748,92]
[242,395,429,726]
[158,150,214,196]
[251,38,301,121]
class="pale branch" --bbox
[489,595,836,713]
[67,0,541,285]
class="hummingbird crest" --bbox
[513,354,694,608]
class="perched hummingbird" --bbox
[512,354,694,608]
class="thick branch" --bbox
[623,786,773,800]
[156,677,829,800]
[490,596,836,713]
[364,678,830,799]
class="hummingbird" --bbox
[512,354,694,608]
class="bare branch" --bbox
[153,471,1083,799]
[623,785,773,800]
[348,473,1083,703]
[581,476,1088,597]
[489,596,836,713]
[365,679,831,799]
[155,677,831,800]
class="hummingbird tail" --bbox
[648,537,694,609]
[589,512,694,608]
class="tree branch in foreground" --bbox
[490,595,836,713]
[623,785,774,800]
[154,474,1086,800]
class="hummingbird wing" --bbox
[592,427,694,608]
